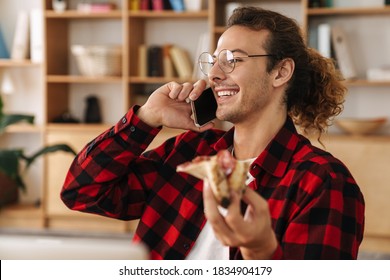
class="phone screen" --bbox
[191,87,218,127]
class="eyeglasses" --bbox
[198,49,276,75]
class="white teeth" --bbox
[217,91,237,97]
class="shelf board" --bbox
[0,204,44,229]
[0,204,42,217]
[0,59,41,67]
[128,10,208,19]
[45,10,209,19]
[344,79,390,87]
[46,123,111,132]
[3,124,43,134]
[129,76,198,84]
[45,10,122,19]
[46,75,122,83]
[323,133,390,141]
[308,6,390,16]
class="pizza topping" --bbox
[176,149,250,208]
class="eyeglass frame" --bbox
[198,49,277,76]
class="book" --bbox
[169,45,193,79]
[162,44,175,78]
[331,25,357,80]
[169,0,185,11]
[11,10,30,60]
[317,23,331,58]
[130,0,141,10]
[0,26,9,59]
[307,25,318,50]
[151,0,164,11]
[30,9,43,63]
[138,44,148,77]
[140,0,151,10]
[147,45,163,77]
[308,0,322,7]
[308,0,333,7]
[183,0,202,11]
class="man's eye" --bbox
[227,58,237,64]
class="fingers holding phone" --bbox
[138,80,214,131]
[164,80,216,130]
[168,82,194,101]
[191,87,218,127]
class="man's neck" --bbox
[232,111,287,160]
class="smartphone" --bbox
[191,87,218,127]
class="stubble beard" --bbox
[217,79,271,124]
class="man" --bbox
[61,7,364,259]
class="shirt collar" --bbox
[212,117,300,178]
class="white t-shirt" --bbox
[186,158,256,260]
[186,220,229,260]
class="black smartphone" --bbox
[190,87,218,127]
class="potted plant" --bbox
[0,95,76,207]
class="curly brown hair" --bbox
[228,7,346,138]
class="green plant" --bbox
[0,95,76,199]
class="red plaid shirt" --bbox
[61,106,365,260]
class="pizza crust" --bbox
[176,150,250,208]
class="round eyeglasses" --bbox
[198,49,276,76]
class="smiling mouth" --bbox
[217,90,239,98]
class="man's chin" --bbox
[217,110,235,123]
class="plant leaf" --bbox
[0,95,4,118]
[24,144,77,168]
[0,114,35,133]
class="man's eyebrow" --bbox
[230,49,249,55]
[212,48,249,57]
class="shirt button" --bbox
[183,243,190,250]
[121,117,127,124]
[130,126,136,132]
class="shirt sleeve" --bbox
[277,164,365,259]
[60,106,164,220]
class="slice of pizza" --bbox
[176,150,250,208]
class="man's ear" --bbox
[272,58,294,87]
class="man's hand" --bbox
[203,180,278,259]
[137,80,214,132]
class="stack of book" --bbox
[0,26,9,59]
[1,9,43,62]
[138,44,193,79]
[130,0,204,12]
[315,23,357,80]
[308,0,333,8]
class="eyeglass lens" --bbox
[198,50,237,75]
